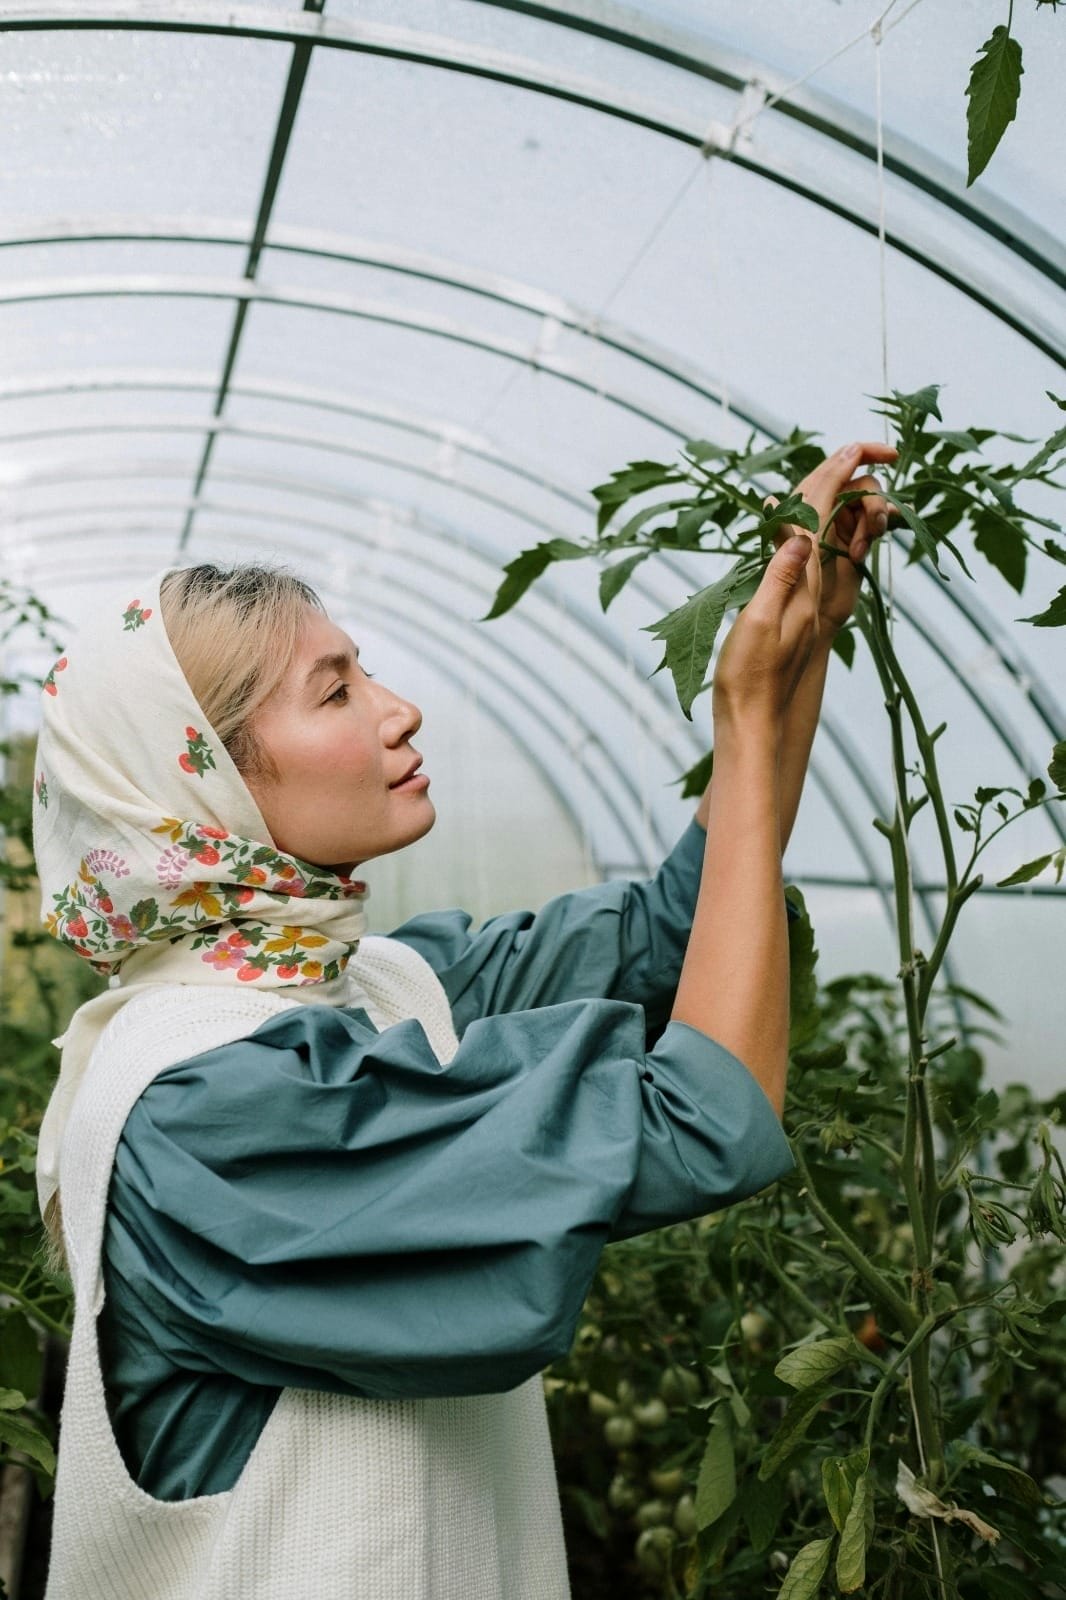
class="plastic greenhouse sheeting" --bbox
[0,1,1063,1092]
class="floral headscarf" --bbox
[32,565,370,1219]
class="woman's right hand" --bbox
[711,531,820,734]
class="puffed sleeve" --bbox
[103,999,794,1406]
[388,818,801,1036]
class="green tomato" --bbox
[634,1499,673,1531]
[604,1414,638,1448]
[607,1473,642,1514]
[659,1365,702,1405]
[615,1378,636,1408]
[739,1311,769,1345]
[632,1398,670,1431]
[673,1493,698,1538]
[587,1390,618,1418]
[635,1526,676,1580]
[648,1466,685,1497]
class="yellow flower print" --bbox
[171,882,224,920]
[263,926,330,955]
[151,817,188,844]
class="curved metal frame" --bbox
[1,4,1060,362]
[0,220,786,439]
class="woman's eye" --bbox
[328,683,350,704]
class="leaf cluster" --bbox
[483,387,1066,729]
[545,931,1066,1597]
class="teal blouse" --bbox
[98,818,798,1501]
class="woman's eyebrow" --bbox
[304,646,360,688]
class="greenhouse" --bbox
[0,3,1063,1597]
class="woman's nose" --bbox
[380,683,422,740]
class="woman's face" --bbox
[245,606,435,874]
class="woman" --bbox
[33,440,895,1598]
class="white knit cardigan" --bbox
[45,936,572,1600]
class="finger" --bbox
[757,533,815,609]
[805,443,897,539]
[833,474,884,560]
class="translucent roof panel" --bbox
[1,0,1063,1095]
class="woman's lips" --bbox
[390,771,430,791]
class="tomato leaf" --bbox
[966,25,1024,187]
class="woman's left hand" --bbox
[764,442,900,637]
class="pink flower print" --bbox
[85,848,131,879]
[157,844,192,890]
[285,878,307,897]
[106,914,138,943]
[178,728,217,779]
[43,657,67,696]
[202,932,251,972]
[123,600,154,631]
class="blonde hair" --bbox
[40,560,326,1275]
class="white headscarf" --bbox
[32,565,370,1219]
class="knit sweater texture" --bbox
[45,935,571,1600]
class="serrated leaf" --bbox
[973,508,1027,594]
[786,887,819,1052]
[894,384,943,423]
[934,529,975,581]
[1050,741,1066,794]
[739,1473,785,1555]
[996,855,1052,888]
[591,462,684,535]
[955,1444,1044,1508]
[696,1410,736,1530]
[642,558,751,719]
[821,1447,869,1535]
[481,539,586,620]
[759,1384,829,1480]
[836,1473,870,1592]
[0,1408,56,1474]
[1012,422,1066,483]
[775,1336,856,1391]
[683,438,731,465]
[930,429,983,453]
[966,26,1024,187]
[759,491,821,538]
[739,436,820,476]
[671,748,713,799]
[608,496,693,550]
[892,499,942,572]
[1018,586,1066,627]
[777,1535,834,1600]
[598,552,648,611]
